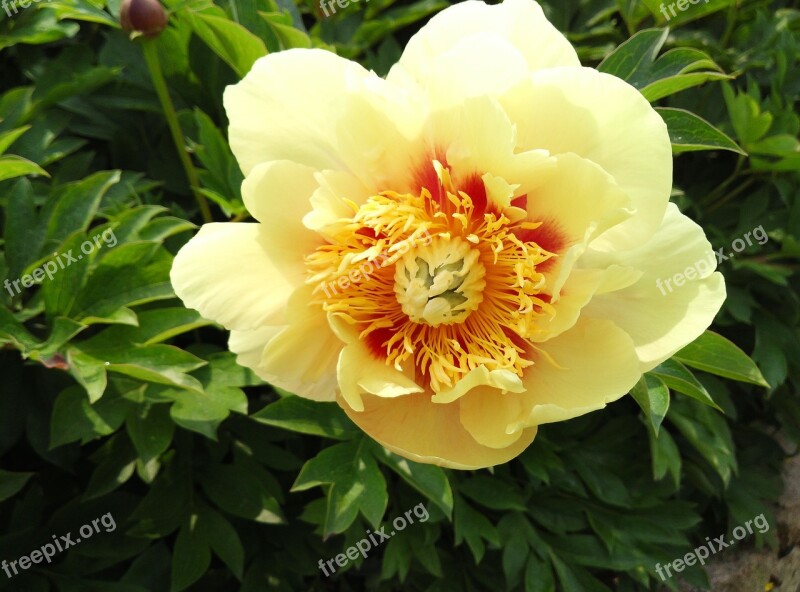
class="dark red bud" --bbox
[120,0,167,37]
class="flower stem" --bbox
[141,39,213,224]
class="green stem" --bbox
[142,39,213,224]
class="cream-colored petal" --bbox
[516,317,641,427]
[499,67,672,245]
[224,49,419,182]
[242,160,322,285]
[340,392,538,470]
[390,34,531,112]
[580,203,726,371]
[229,288,341,402]
[170,223,295,330]
[525,152,633,247]
[459,386,526,449]
[388,0,579,104]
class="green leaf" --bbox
[50,386,135,448]
[453,495,499,563]
[259,11,311,49]
[0,155,48,182]
[375,448,453,518]
[169,386,248,440]
[459,475,527,511]
[0,126,31,155]
[649,358,721,410]
[4,178,44,280]
[199,463,284,524]
[252,396,359,440]
[182,12,268,78]
[70,244,175,321]
[0,469,34,502]
[171,515,211,592]
[83,432,137,500]
[45,170,120,246]
[648,425,681,485]
[668,396,737,485]
[674,331,769,387]
[126,404,175,464]
[292,439,388,535]
[45,0,119,27]
[598,28,729,102]
[640,0,736,26]
[722,84,774,145]
[77,343,207,394]
[196,505,245,579]
[630,374,670,435]
[525,554,555,592]
[656,107,746,154]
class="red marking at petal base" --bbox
[412,148,449,206]
[364,327,394,360]
[458,173,488,217]
[511,194,528,211]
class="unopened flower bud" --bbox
[120,0,167,37]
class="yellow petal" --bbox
[581,203,726,370]
[388,0,579,106]
[242,160,322,285]
[224,49,418,179]
[229,287,341,401]
[459,386,526,449]
[170,223,294,329]
[329,314,423,412]
[340,391,538,470]
[431,365,523,404]
[516,317,641,426]
[499,67,672,245]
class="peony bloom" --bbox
[171,0,726,469]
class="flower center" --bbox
[394,236,485,326]
[304,161,558,392]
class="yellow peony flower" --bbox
[170,0,726,469]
